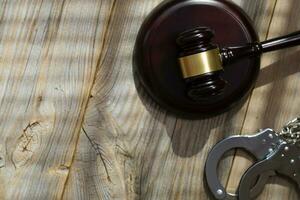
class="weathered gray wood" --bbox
[0,0,113,199]
[63,1,276,199]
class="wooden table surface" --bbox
[0,0,300,199]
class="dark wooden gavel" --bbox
[177,27,300,101]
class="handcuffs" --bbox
[205,117,300,199]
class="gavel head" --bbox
[176,27,227,101]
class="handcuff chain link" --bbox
[279,117,300,146]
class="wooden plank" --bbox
[226,0,300,199]
[0,0,113,199]
[63,0,276,199]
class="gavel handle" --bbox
[261,30,300,52]
[221,30,300,64]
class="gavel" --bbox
[177,27,300,101]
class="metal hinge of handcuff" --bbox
[205,117,300,200]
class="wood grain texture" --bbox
[0,0,113,199]
[227,0,300,199]
[63,1,277,199]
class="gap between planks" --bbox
[59,0,118,199]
